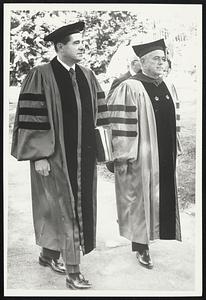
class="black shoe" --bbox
[39,253,66,275]
[66,273,92,289]
[136,250,153,269]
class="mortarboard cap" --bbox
[132,39,166,58]
[44,21,85,42]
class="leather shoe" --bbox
[66,273,92,289]
[39,253,66,275]
[136,250,153,269]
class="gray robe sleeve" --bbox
[11,67,55,161]
[107,81,138,161]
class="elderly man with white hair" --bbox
[107,39,181,269]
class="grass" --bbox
[177,129,196,209]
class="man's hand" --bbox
[34,159,50,176]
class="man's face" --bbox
[141,50,166,78]
[60,32,84,63]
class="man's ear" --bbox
[140,57,145,67]
[56,42,63,52]
[140,57,144,64]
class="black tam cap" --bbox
[44,21,85,42]
[132,39,166,58]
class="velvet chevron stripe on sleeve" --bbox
[19,93,46,101]
[19,108,48,116]
[97,91,105,99]
[17,93,50,130]
[96,118,110,126]
[96,91,110,126]
[108,104,137,137]
[98,105,108,113]
[108,105,137,112]
[112,130,137,137]
[109,117,137,124]
[18,122,50,130]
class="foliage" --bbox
[10,9,199,86]
[10,10,141,85]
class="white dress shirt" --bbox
[57,56,75,72]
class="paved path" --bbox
[6,155,198,296]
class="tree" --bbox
[10,9,198,86]
[10,10,142,85]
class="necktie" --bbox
[69,68,76,81]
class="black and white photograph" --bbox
[4,3,202,297]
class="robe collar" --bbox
[132,70,163,86]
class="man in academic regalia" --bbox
[11,21,108,289]
[107,39,182,269]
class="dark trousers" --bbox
[42,248,80,274]
[42,247,60,260]
[132,242,149,253]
